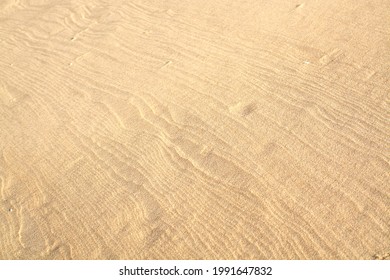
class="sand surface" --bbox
[0,0,389,260]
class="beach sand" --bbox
[0,0,389,259]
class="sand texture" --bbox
[0,0,389,260]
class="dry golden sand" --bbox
[0,0,389,260]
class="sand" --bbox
[0,0,389,260]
